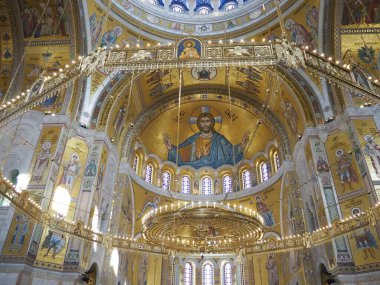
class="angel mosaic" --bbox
[41,230,66,259]
[137,196,160,220]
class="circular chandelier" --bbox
[142,202,264,253]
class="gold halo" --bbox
[189,106,222,133]
[184,40,195,48]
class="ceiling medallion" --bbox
[142,202,264,253]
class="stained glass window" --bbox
[222,175,232,193]
[132,155,139,173]
[145,164,153,183]
[203,263,214,285]
[242,170,251,189]
[184,262,193,285]
[223,263,232,285]
[147,0,157,4]
[202,176,212,195]
[274,151,281,172]
[182,175,191,194]
[260,162,269,182]
[162,171,171,190]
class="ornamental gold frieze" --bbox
[304,51,380,101]
[0,39,379,143]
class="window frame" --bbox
[145,163,154,183]
[222,174,232,194]
[184,262,194,285]
[222,262,232,285]
[182,175,191,194]
[162,171,171,190]
[224,2,236,11]
[273,151,281,172]
[202,262,214,285]
[201,176,213,195]
[260,162,269,182]
[242,169,252,189]
[198,7,210,14]
[132,155,139,173]
[172,5,183,13]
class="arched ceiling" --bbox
[93,66,320,157]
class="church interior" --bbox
[0,0,380,284]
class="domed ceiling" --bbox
[110,0,301,37]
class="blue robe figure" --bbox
[163,112,249,169]
[101,29,117,47]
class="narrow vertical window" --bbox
[184,262,193,285]
[145,164,153,183]
[202,176,212,195]
[182,175,191,194]
[242,170,251,189]
[260,162,269,182]
[203,263,214,285]
[162,171,171,190]
[223,263,232,285]
[240,262,245,285]
[222,175,232,194]
[171,262,175,285]
[274,152,281,172]
[132,155,139,173]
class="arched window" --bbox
[132,155,139,173]
[162,171,171,190]
[199,7,210,14]
[182,175,191,194]
[203,263,214,285]
[274,151,281,172]
[260,162,269,182]
[201,176,212,195]
[145,164,153,183]
[222,174,232,194]
[224,2,235,10]
[184,262,194,285]
[242,170,251,189]
[172,5,183,12]
[223,263,232,285]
